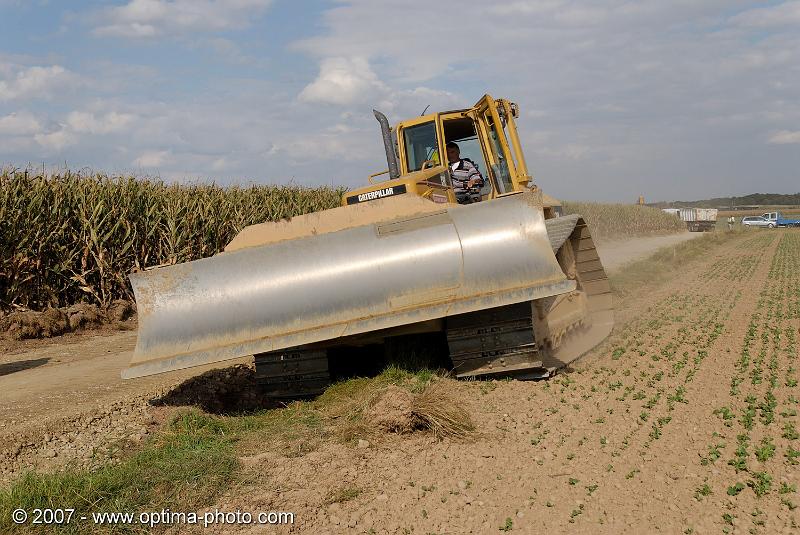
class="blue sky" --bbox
[1,0,798,202]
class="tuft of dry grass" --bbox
[411,381,475,440]
[321,370,475,442]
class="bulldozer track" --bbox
[545,213,583,253]
[446,301,542,378]
[253,347,331,398]
[444,215,612,379]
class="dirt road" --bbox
[596,230,700,272]
[0,232,707,476]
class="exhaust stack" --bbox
[373,109,400,179]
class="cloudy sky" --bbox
[0,0,798,202]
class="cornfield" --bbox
[562,201,686,241]
[0,168,344,311]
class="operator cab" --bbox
[345,95,542,209]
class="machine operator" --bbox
[446,141,484,204]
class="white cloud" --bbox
[0,111,41,135]
[768,130,800,145]
[96,22,158,38]
[133,150,171,167]
[34,127,76,151]
[211,157,228,171]
[271,127,374,164]
[731,1,800,28]
[66,111,136,134]
[0,64,78,101]
[489,1,565,16]
[299,57,387,105]
[91,0,274,38]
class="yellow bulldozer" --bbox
[123,94,613,397]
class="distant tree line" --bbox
[648,192,800,209]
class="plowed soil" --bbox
[8,230,800,534]
[190,230,799,535]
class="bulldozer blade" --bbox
[123,190,576,379]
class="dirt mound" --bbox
[65,303,103,329]
[150,364,276,414]
[0,308,70,339]
[107,299,135,322]
[366,385,416,433]
[0,300,135,340]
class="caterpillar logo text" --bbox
[346,185,407,205]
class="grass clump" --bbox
[323,368,475,442]
[411,381,475,440]
[325,486,362,505]
[0,411,237,534]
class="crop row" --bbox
[514,241,748,528]
[704,232,799,533]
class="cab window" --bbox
[483,111,514,194]
[403,122,439,172]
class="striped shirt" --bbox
[450,158,484,193]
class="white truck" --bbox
[671,208,718,232]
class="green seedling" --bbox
[727,482,745,496]
[695,484,712,500]
[748,472,772,497]
[755,437,776,462]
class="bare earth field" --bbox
[4,229,800,534]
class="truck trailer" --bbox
[678,208,718,232]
